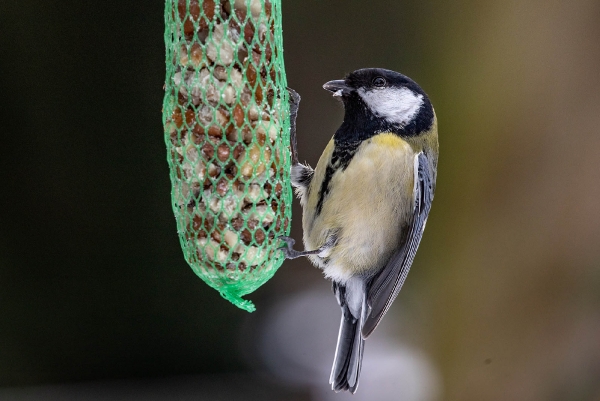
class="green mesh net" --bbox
[162,0,291,312]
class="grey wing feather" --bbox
[361,152,435,338]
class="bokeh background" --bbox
[1,0,599,400]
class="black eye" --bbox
[373,77,386,87]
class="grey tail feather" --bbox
[329,307,365,393]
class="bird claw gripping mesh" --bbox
[163,0,292,311]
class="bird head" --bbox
[323,68,434,137]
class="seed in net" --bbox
[206,23,235,65]
[216,143,231,162]
[180,43,204,67]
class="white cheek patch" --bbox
[358,87,424,126]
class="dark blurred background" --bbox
[1,0,600,400]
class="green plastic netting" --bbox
[162,0,291,312]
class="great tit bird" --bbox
[281,68,438,393]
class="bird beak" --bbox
[323,80,351,97]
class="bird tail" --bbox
[329,303,365,393]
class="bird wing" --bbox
[361,151,435,338]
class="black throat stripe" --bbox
[315,139,362,216]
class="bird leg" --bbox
[280,89,312,260]
[287,87,301,165]
[279,236,322,259]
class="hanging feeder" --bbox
[163,0,292,311]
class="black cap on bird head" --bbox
[323,68,434,137]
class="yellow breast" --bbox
[303,133,417,282]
